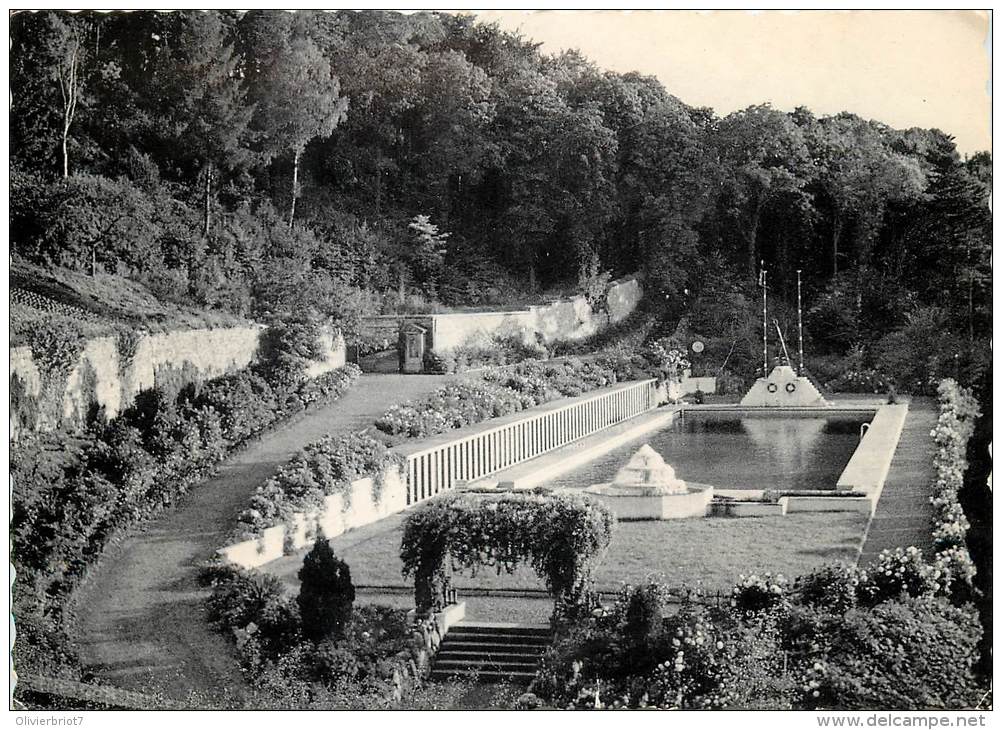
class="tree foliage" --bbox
[9,9,991,391]
[297,538,356,641]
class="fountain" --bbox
[584,444,713,520]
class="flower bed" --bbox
[234,432,403,541]
[530,554,983,710]
[375,356,651,439]
[927,378,981,596]
[422,330,548,374]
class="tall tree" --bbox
[713,105,813,279]
[164,12,254,238]
[45,13,88,178]
[803,113,926,274]
[250,27,348,227]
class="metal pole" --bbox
[797,269,805,375]
[774,318,792,366]
[761,262,768,375]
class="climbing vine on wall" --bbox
[22,319,88,430]
[400,490,615,614]
[115,329,143,372]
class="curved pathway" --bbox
[73,374,449,703]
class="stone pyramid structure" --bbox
[740,365,828,407]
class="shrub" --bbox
[826,367,891,394]
[730,572,789,616]
[795,563,859,614]
[256,315,327,390]
[624,584,664,645]
[295,364,360,409]
[297,539,356,641]
[802,596,981,710]
[856,547,939,607]
[204,564,302,669]
[714,370,747,396]
[195,370,279,444]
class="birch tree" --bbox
[251,30,348,227]
[47,14,87,178]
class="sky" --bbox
[469,10,992,155]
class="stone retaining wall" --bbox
[359,276,643,356]
[11,325,346,434]
[220,466,408,569]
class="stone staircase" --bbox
[430,621,552,684]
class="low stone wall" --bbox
[680,375,716,395]
[220,466,408,569]
[715,500,788,517]
[589,484,713,520]
[783,495,873,514]
[11,325,346,433]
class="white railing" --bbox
[403,379,658,505]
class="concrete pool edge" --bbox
[835,403,909,514]
[470,401,907,518]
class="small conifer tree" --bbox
[297,537,355,641]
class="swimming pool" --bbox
[546,411,870,492]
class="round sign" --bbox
[691,340,705,354]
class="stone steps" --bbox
[431,622,552,685]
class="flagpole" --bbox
[761,261,768,376]
[797,269,805,375]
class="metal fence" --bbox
[404,379,659,505]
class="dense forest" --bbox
[10,9,991,392]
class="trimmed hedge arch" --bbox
[400,490,615,615]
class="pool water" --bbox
[547,412,869,492]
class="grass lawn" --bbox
[262,508,868,615]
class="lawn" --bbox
[262,507,869,619]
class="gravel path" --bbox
[72,374,450,704]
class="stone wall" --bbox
[220,465,408,569]
[424,311,536,352]
[11,325,347,433]
[359,275,643,356]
